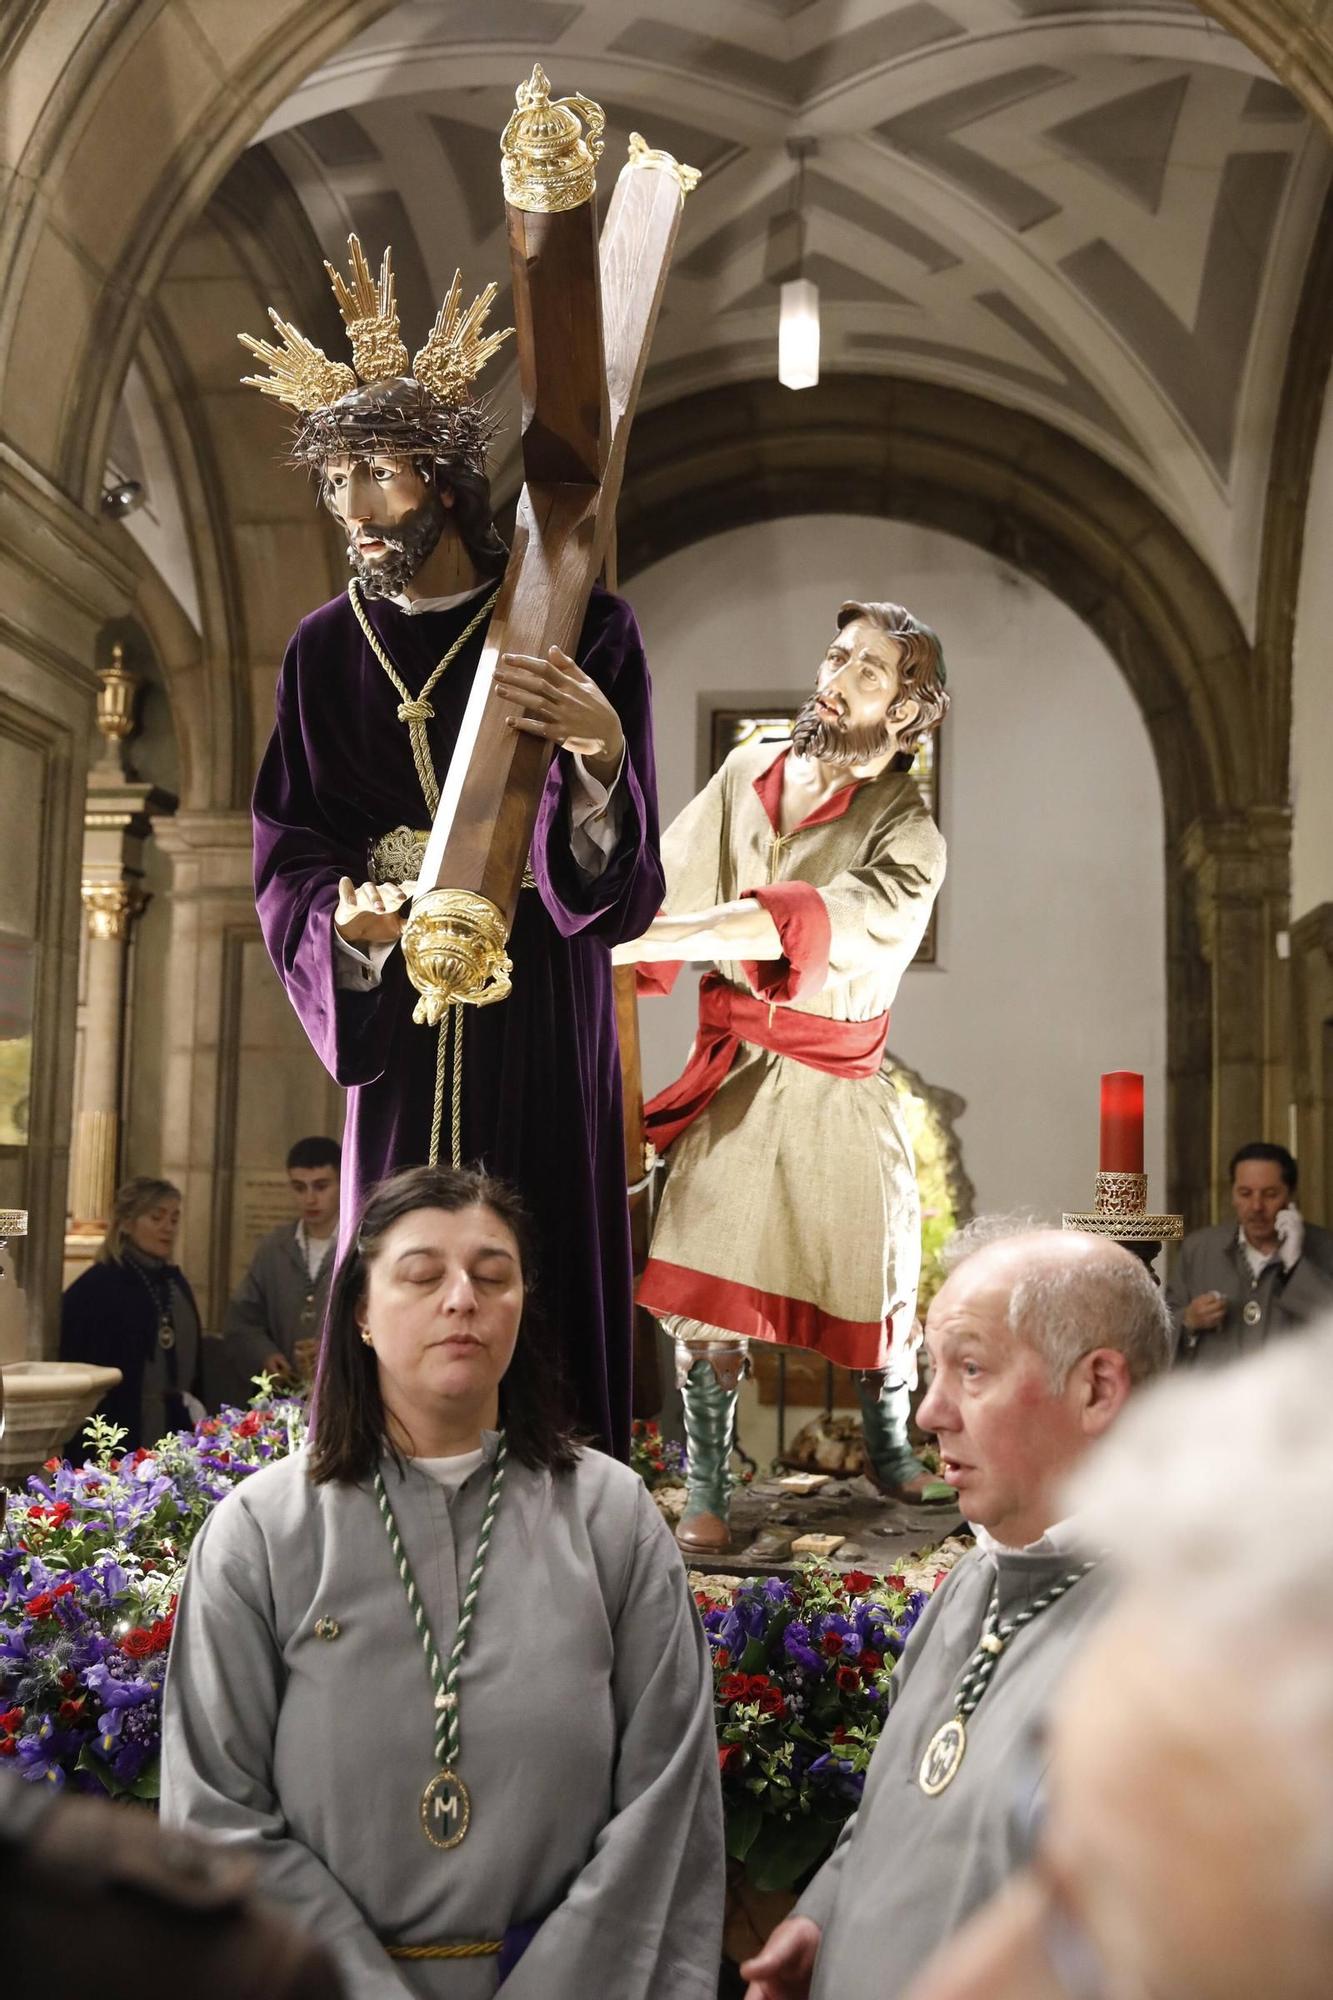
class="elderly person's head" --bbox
[905,1319,1333,2000]
[309,1163,576,1482]
[918,1229,1172,1547]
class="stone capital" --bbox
[80,881,149,942]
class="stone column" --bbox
[156,813,343,1330]
[64,649,177,1281]
[69,883,147,1225]
[1180,807,1292,1218]
[1289,901,1333,1226]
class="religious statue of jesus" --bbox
[615,599,950,1550]
[240,238,663,1456]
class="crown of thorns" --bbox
[238,235,513,473]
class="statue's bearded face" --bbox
[323,453,447,597]
[791,616,911,766]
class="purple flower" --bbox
[85,1661,154,1710]
[16,1717,81,1786]
[783,1620,823,1674]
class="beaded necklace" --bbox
[373,1435,509,1847]
[918,1558,1097,1796]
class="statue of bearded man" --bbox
[243,240,664,1456]
[616,599,952,1548]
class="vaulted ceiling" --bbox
[142,2,1333,637]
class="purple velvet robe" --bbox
[251,583,663,1456]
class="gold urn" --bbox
[500,64,605,214]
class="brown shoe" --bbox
[675,1509,732,1555]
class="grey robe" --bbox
[221,1223,335,1393]
[160,1440,724,2000]
[797,1545,1110,2000]
[1166,1221,1333,1367]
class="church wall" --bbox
[1291,366,1333,922]
[628,514,1168,1228]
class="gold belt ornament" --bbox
[369,827,537,895]
[369,826,430,887]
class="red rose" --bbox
[83,1481,101,1497]
[58,1698,85,1721]
[714,1648,731,1671]
[718,1743,745,1775]
[719,1673,751,1704]
[120,1629,156,1658]
[59,1673,76,1693]
[860,1650,883,1673]
[200,1420,220,1436]
[0,1707,23,1732]
[886,1573,908,1591]
[26,1505,47,1523]
[53,1580,76,1599]
[822,1631,848,1657]
[235,1413,262,1439]
[836,1665,861,1693]
[50,1502,73,1526]
[842,1571,876,1595]
[131,1447,154,1466]
[832,1725,848,1744]
[754,1682,786,1719]
[43,1458,60,1473]
[24,1592,55,1619]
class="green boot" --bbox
[857,1370,954,1504]
[677,1357,739,1554]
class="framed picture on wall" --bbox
[706,709,942,965]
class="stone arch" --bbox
[616,377,1266,1221]
[1,1,395,511]
[619,378,1259,838]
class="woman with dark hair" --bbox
[59,1177,206,1452]
[160,1165,724,2000]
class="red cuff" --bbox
[635,960,684,997]
[742,881,831,1001]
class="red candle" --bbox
[1099,1072,1144,1175]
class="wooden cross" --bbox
[400,70,696,1040]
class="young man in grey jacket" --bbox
[222,1136,341,1393]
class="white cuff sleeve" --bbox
[567,747,626,878]
[333,923,398,991]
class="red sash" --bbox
[643,972,890,1151]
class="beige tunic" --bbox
[638,743,946,1370]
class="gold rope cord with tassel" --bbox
[350,580,499,1167]
[347,579,499,815]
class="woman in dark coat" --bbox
[60,1178,205,1454]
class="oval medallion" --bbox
[919,1716,967,1797]
[1243,1299,1262,1328]
[421,1767,471,1850]
[158,1322,176,1351]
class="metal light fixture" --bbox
[779,277,820,391]
[100,477,144,518]
[777,138,819,392]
